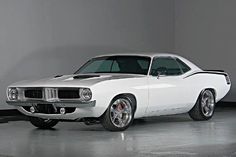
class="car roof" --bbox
[94,52,182,58]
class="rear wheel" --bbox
[101,96,135,131]
[189,89,215,121]
[29,117,59,129]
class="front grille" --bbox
[58,89,80,99]
[24,89,43,99]
[24,88,80,99]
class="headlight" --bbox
[8,88,18,100]
[80,88,92,101]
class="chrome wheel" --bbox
[201,90,215,117]
[110,98,133,128]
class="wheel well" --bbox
[99,93,137,119]
[206,88,216,97]
[191,88,217,112]
[202,88,216,100]
[111,93,137,113]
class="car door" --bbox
[146,56,190,116]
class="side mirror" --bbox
[156,72,161,79]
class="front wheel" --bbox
[29,117,59,129]
[189,89,216,121]
[101,96,135,131]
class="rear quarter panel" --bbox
[184,73,230,106]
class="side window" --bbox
[150,57,182,76]
[175,58,191,73]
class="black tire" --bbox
[189,89,215,121]
[29,116,59,129]
[101,96,135,131]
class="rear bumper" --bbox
[6,100,96,108]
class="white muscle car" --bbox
[6,53,231,131]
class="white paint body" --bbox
[7,53,231,120]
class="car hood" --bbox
[9,74,145,88]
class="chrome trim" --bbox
[45,88,58,101]
[6,100,96,108]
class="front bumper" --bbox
[6,100,96,120]
[6,100,96,108]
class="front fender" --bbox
[90,77,149,118]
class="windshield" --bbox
[75,56,151,75]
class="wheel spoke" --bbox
[204,105,209,113]
[111,107,119,115]
[202,97,207,105]
[111,112,119,122]
[117,117,124,127]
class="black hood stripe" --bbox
[73,75,100,79]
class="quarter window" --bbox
[175,58,191,73]
[150,57,182,76]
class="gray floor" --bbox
[0,108,236,157]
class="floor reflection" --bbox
[0,109,236,157]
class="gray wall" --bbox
[2,0,234,110]
[174,0,236,101]
[0,0,174,109]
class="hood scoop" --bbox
[73,75,100,79]
[54,75,63,78]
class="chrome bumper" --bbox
[6,100,96,108]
